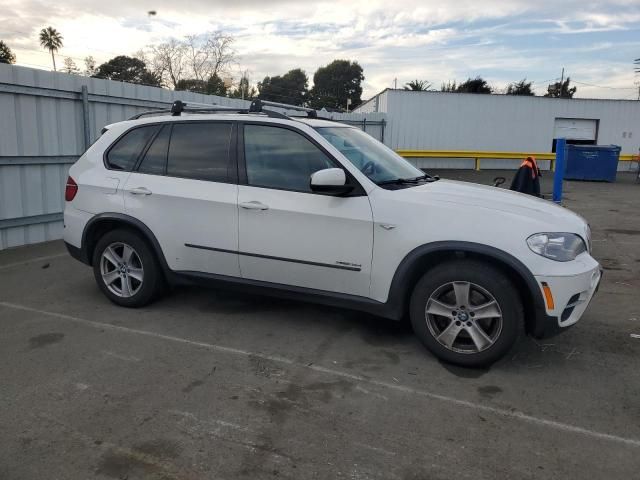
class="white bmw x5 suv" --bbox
[64,100,601,367]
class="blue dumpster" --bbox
[564,144,621,182]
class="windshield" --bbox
[315,127,424,184]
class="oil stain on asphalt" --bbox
[28,332,64,349]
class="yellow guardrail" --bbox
[396,150,637,171]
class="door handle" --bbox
[129,187,152,196]
[239,201,269,210]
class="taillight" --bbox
[65,176,78,201]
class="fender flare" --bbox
[385,241,548,333]
[81,213,171,274]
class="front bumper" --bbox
[533,265,602,337]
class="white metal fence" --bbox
[0,64,386,250]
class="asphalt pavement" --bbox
[1,170,639,479]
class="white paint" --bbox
[102,350,141,362]
[2,300,640,449]
[353,441,397,456]
[169,409,250,432]
[630,334,640,339]
[355,385,389,401]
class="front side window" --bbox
[316,126,424,184]
[244,125,334,192]
[167,122,232,182]
[106,125,160,171]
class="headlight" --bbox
[527,233,587,262]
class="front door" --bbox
[237,123,373,297]
[123,121,239,276]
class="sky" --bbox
[2,0,639,100]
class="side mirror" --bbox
[310,168,353,195]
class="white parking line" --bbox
[0,253,68,270]
[1,300,640,449]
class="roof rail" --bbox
[128,99,318,121]
[250,99,317,118]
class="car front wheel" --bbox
[410,260,524,367]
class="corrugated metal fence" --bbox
[0,64,386,250]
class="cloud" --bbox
[1,0,639,99]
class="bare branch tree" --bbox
[203,32,235,78]
[146,32,235,90]
[185,35,209,81]
[62,57,79,74]
[184,32,235,81]
[149,39,188,89]
[84,56,97,76]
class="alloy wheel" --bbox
[100,242,144,298]
[425,281,503,354]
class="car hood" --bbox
[391,179,587,234]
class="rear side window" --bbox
[167,123,232,182]
[106,125,159,171]
[138,125,170,175]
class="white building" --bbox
[355,89,640,170]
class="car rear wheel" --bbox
[410,260,523,367]
[92,229,163,307]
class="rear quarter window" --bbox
[106,125,160,171]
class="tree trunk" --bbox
[51,50,56,71]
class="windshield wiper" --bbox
[376,174,436,186]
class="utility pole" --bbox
[559,67,564,97]
[394,78,397,89]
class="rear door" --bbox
[123,121,240,276]
[237,123,374,297]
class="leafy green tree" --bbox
[229,74,257,100]
[205,74,228,96]
[506,78,534,96]
[138,70,163,87]
[258,68,308,105]
[308,60,364,110]
[404,79,432,91]
[0,40,16,64]
[456,77,492,94]
[94,56,161,86]
[39,27,63,71]
[175,73,228,95]
[544,77,577,98]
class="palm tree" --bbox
[404,79,432,91]
[39,27,63,71]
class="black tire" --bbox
[92,229,163,308]
[409,260,524,367]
